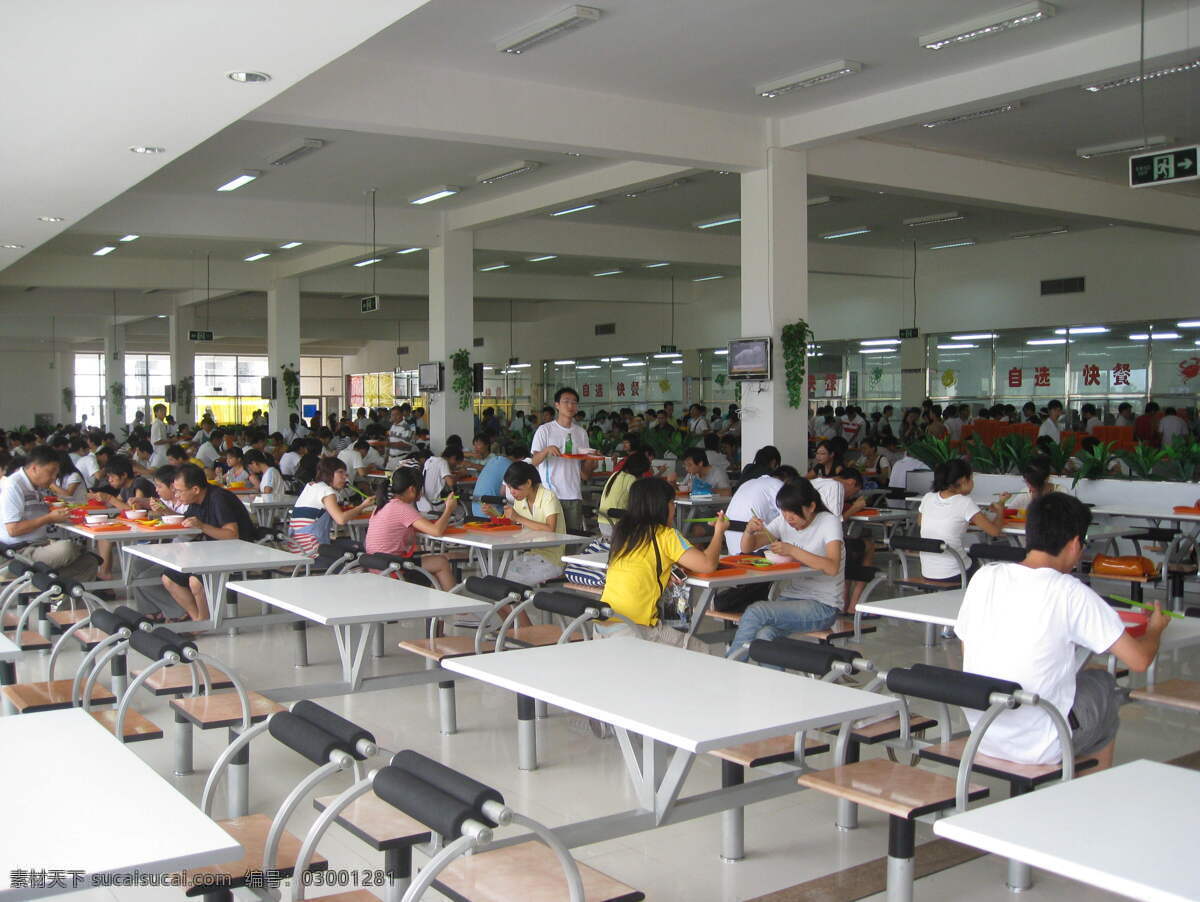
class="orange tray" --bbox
[441,526,468,536]
[463,523,521,532]
[80,523,131,533]
[691,565,747,580]
[136,523,189,531]
[720,554,801,571]
[855,508,882,517]
[1173,506,1200,515]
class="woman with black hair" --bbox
[597,451,652,537]
[806,439,844,480]
[1000,456,1057,511]
[726,479,845,656]
[500,461,565,586]
[599,477,728,650]
[917,458,1005,585]
[364,466,458,590]
[286,457,374,556]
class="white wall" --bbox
[0,350,68,427]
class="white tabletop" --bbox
[0,633,20,664]
[244,494,296,508]
[444,638,897,753]
[857,589,965,628]
[674,496,731,509]
[0,709,241,900]
[431,528,590,551]
[60,522,203,543]
[561,551,610,570]
[848,510,911,524]
[227,573,490,625]
[934,759,1198,902]
[1090,506,1200,524]
[123,539,311,573]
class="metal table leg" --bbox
[174,708,194,776]
[517,694,537,771]
[0,661,16,716]
[293,620,309,667]
[228,726,249,818]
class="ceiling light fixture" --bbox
[478,263,510,272]
[920,2,1055,51]
[622,361,646,367]
[496,4,601,54]
[903,211,964,227]
[624,178,690,198]
[554,359,576,365]
[227,70,271,83]
[129,145,165,154]
[395,247,422,255]
[216,170,262,192]
[695,215,741,229]
[821,226,871,239]
[477,160,542,184]
[593,269,623,277]
[859,348,895,355]
[119,234,139,242]
[807,195,834,206]
[409,186,461,205]
[1,243,24,250]
[527,254,558,262]
[1076,136,1171,159]
[951,333,997,340]
[652,352,680,359]
[937,343,979,349]
[1084,58,1200,93]
[928,239,977,249]
[644,262,670,268]
[279,241,303,249]
[509,362,532,369]
[756,59,863,98]
[921,102,1022,128]
[243,251,270,262]
[1026,338,1067,345]
[1176,320,1200,328]
[1129,332,1181,340]
[713,349,729,355]
[551,202,597,216]
[600,356,628,362]
[37,216,65,223]
[1011,226,1068,239]
[353,257,382,267]
[692,275,724,282]
[860,339,902,346]
[270,138,325,167]
[1053,326,1109,335]
[93,246,117,256]
[578,364,601,369]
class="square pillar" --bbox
[103,324,127,429]
[740,148,809,467]
[268,278,302,431]
[900,337,927,409]
[169,302,196,424]
[428,229,475,447]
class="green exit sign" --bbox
[898,327,919,339]
[188,330,214,342]
[1130,146,1198,188]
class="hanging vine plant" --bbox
[280,362,300,411]
[780,319,815,409]
[176,375,194,415]
[450,348,473,411]
[107,381,125,410]
[61,387,74,411]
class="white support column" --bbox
[103,324,126,430]
[428,229,474,447]
[169,302,196,424]
[739,148,809,467]
[267,278,302,432]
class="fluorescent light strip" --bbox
[920,2,1056,51]
[244,252,270,262]
[1053,326,1108,335]
[859,348,895,355]
[624,178,690,199]
[600,356,627,362]
[577,364,601,369]
[119,234,139,242]
[216,170,261,192]
[922,102,1021,128]
[279,241,303,249]
[696,216,741,229]
[1026,338,1067,345]
[821,227,871,240]
[593,269,622,277]
[644,262,671,268]
[692,275,724,282]
[527,255,557,262]
[756,60,862,98]
[477,161,541,184]
[395,247,422,255]
[1077,136,1171,159]
[93,245,117,256]
[478,263,510,272]
[551,202,597,216]
[496,4,601,54]
[807,195,833,206]
[713,349,728,355]
[653,352,680,359]
[903,212,963,227]
[1129,332,1181,340]
[860,339,901,346]
[353,258,382,267]
[553,359,576,365]
[951,333,997,340]
[409,186,460,205]
[1084,58,1200,93]
[622,361,645,367]
[1177,320,1200,328]
[937,343,978,349]
[1011,226,1068,239]
[509,362,531,369]
[928,239,976,250]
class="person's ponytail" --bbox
[379,465,422,510]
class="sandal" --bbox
[144,611,166,624]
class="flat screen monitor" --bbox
[418,362,443,393]
[727,337,771,380]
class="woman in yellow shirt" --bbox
[596,452,652,538]
[600,477,728,651]
[502,460,565,586]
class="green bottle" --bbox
[564,433,574,454]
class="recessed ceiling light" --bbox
[496,4,601,54]
[477,161,542,184]
[270,138,325,167]
[1026,338,1067,345]
[712,349,729,355]
[409,186,461,206]
[279,241,303,249]
[509,362,532,369]
[577,364,602,369]
[756,59,863,98]
[1129,332,1181,340]
[227,71,271,83]
[353,257,382,267]
[527,254,557,262]
[554,359,576,365]
[1084,58,1200,93]
[921,102,1021,128]
[129,145,165,154]
[692,274,724,282]
[1053,326,1108,335]
[903,212,964,227]
[920,2,1056,51]
[157,314,168,318]
[551,202,597,216]
[593,269,623,277]
[695,215,741,230]
[937,343,979,349]
[951,333,997,340]
[821,226,871,239]
[119,234,139,242]
[216,170,262,192]
[1077,136,1171,159]
[644,262,671,268]
[600,356,628,362]
[93,246,117,256]
[1177,320,1200,328]
[1011,226,1068,239]
[395,247,422,255]
[859,348,895,355]
[244,251,271,262]
[37,216,65,223]
[928,239,976,250]
[860,339,901,346]
[624,178,690,198]
[478,263,510,272]
[2,243,25,250]
[622,361,646,367]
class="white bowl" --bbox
[160,515,185,525]
[764,550,791,565]
[84,514,110,526]
[121,509,147,520]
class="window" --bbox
[194,354,269,425]
[124,353,171,425]
[543,354,679,415]
[73,353,105,427]
[300,356,344,401]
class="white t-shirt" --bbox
[810,477,845,518]
[258,467,282,495]
[0,468,48,545]
[687,416,709,434]
[363,447,385,469]
[1159,414,1188,445]
[680,464,730,494]
[149,419,169,467]
[918,491,980,579]
[943,416,964,442]
[764,511,845,610]
[196,443,222,469]
[813,421,837,441]
[421,456,453,511]
[840,415,867,447]
[956,563,1124,764]
[1115,414,1134,428]
[338,448,365,474]
[1037,417,1062,443]
[706,451,732,475]
[725,476,782,554]
[531,420,590,502]
[74,452,99,487]
[279,451,301,477]
[1084,416,1101,436]
[294,481,336,510]
[888,456,928,493]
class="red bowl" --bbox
[1118,609,1149,638]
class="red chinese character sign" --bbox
[616,382,626,397]
[823,373,840,393]
[594,384,604,398]
[1007,368,1023,388]
[1034,366,1051,388]
[1111,363,1131,386]
[631,381,640,396]
[581,384,590,397]
[1082,364,1101,386]
[1179,357,1200,383]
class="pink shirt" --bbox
[364,499,422,557]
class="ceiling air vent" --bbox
[1040,276,1085,295]
[594,322,616,336]
[473,337,485,347]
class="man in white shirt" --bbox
[942,406,965,443]
[387,404,415,465]
[195,430,225,477]
[1158,407,1189,446]
[1080,403,1102,436]
[839,405,868,448]
[675,448,732,495]
[723,467,799,554]
[1114,402,1134,428]
[1037,399,1063,443]
[685,404,710,446]
[149,403,171,467]
[956,493,1167,768]
[337,439,370,481]
[530,387,595,534]
[69,437,99,489]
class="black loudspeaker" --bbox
[472,363,484,393]
[163,385,177,403]
[260,376,277,400]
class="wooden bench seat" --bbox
[8,630,51,651]
[68,626,108,651]
[832,713,938,745]
[90,708,163,743]
[180,814,327,896]
[314,792,430,850]
[703,609,871,643]
[504,624,585,648]
[434,841,644,902]
[798,758,989,819]
[48,609,89,628]
[562,581,604,597]
[1130,679,1200,713]
[1,612,17,629]
[709,734,830,768]
[894,575,962,590]
[919,737,1097,790]
[132,663,234,696]
[705,609,743,624]
[398,636,497,662]
[1,679,115,713]
[171,690,285,730]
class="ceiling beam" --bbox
[476,219,739,266]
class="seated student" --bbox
[855,437,891,486]
[500,461,565,586]
[160,464,259,621]
[286,457,374,557]
[365,467,458,591]
[599,477,729,651]
[673,448,732,495]
[738,445,782,482]
[465,434,492,471]
[69,436,99,488]
[49,451,88,503]
[0,445,99,582]
[278,438,306,477]
[957,493,1168,768]
[87,456,155,580]
[806,439,845,480]
[88,446,119,495]
[597,452,653,538]
[220,446,250,486]
[146,465,187,514]
[725,481,845,656]
[702,433,731,476]
[195,430,226,478]
[714,465,801,614]
[244,449,282,496]
[337,438,371,481]
[420,444,464,513]
[827,468,876,612]
[472,442,526,518]
[918,459,1005,586]
[128,439,155,477]
[998,456,1057,511]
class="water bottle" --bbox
[564,433,574,455]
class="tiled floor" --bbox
[15,590,1200,902]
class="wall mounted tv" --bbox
[726,337,772,381]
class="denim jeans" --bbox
[726,597,840,658]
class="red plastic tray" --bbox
[463,523,521,532]
[79,523,131,533]
[720,554,801,571]
[1118,609,1148,637]
[691,565,746,580]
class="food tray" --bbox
[720,554,801,571]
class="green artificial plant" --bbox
[779,319,814,409]
[450,348,473,411]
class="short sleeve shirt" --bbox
[364,499,423,557]
[531,421,590,501]
[601,525,691,626]
[187,484,257,541]
[765,511,845,609]
[513,485,564,564]
[0,468,48,545]
[918,491,980,579]
[725,476,782,554]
